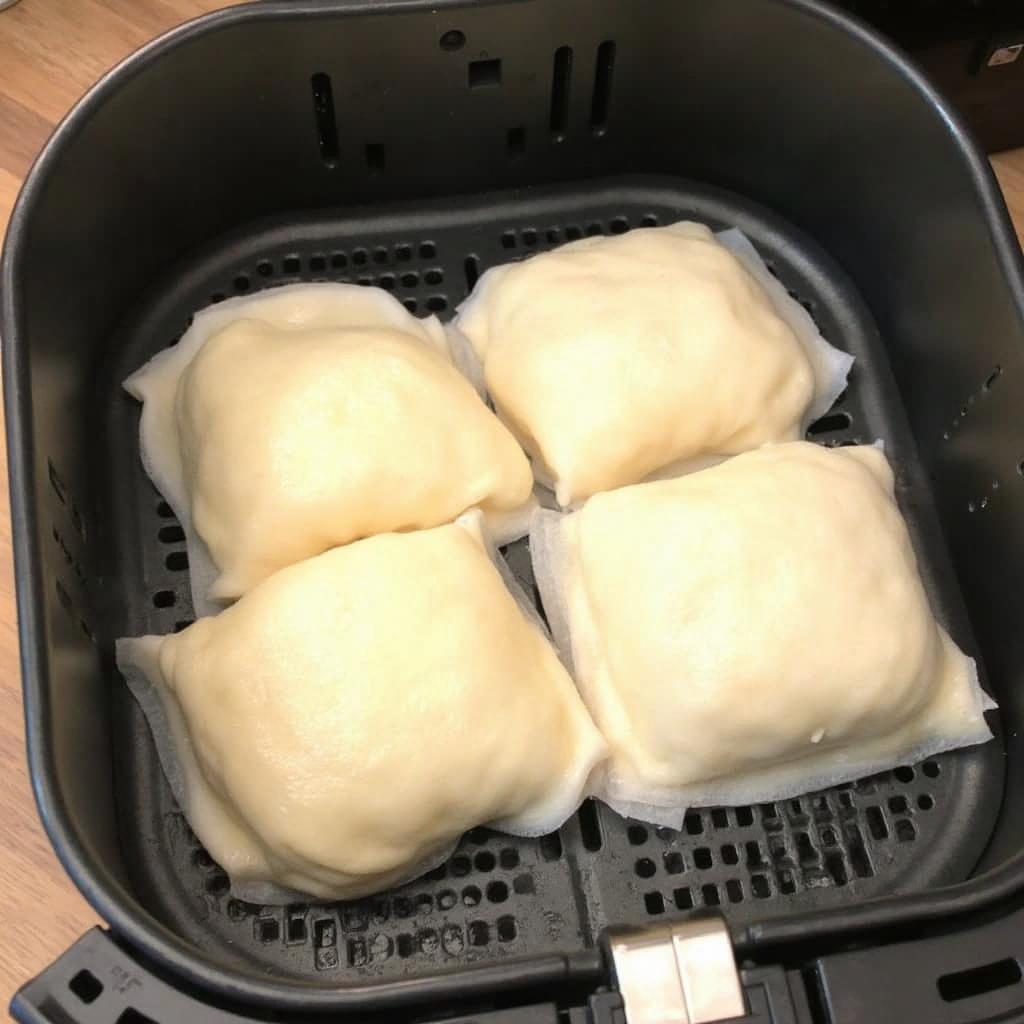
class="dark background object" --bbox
[838,0,1024,151]
[3,0,1024,1020]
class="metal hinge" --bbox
[606,915,745,1024]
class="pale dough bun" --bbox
[125,284,534,607]
[531,442,995,826]
[455,223,851,506]
[118,515,606,900]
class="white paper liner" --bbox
[124,283,534,619]
[117,512,605,902]
[453,226,856,509]
[529,507,997,830]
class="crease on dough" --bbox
[118,512,607,902]
[124,283,533,618]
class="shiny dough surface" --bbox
[119,517,606,900]
[532,442,994,819]
[456,222,845,505]
[126,284,533,603]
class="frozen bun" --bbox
[455,223,851,506]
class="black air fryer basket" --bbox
[4,1,1024,1022]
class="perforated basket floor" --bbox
[85,176,1002,983]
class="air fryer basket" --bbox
[4,0,1024,1020]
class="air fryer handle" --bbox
[9,929,259,1023]
[8,929,591,1024]
[8,925,785,1024]
[14,918,1024,1024]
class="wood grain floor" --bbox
[0,0,1022,1004]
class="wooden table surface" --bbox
[0,0,1023,1007]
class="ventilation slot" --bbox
[69,969,102,1004]
[578,799,603,851]
[365,144,386,174]
[469,58,502,88]
[590,40,616,134]
[117,1011,157,1024]
[507,125,526,156]
[539,831,563,861]
[310,73,339,167]
[48,459,67,505]
[464,254,480,293]
[938,959,1022,1002]
[550,46,573,140]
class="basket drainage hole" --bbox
[918,794,934,810]
[644,892,665,915]
[69,969,102,1004]
[152,590,176,608]
[486,881,509,903]
[159,524,185,544]
[464,255,480,292]
[578,799,603,851]
[807,410,852,436]
[627,824,648,845]
[938,959,1022,1002]
[156,500,175,518]
[166,551,189,571]
[513,874,535,895]
[539,831,562,861]
[635,858,656,878]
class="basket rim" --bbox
[3,0,1024,1012]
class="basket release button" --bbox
[606,915,745,1024]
